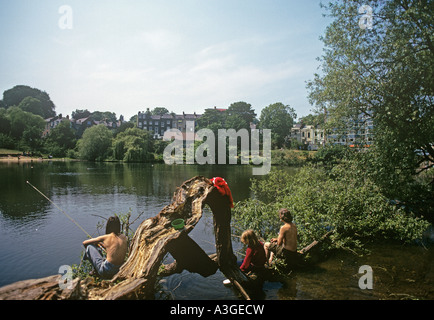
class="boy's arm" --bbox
[83,235,107,246]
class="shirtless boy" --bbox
[82,216,128,279]
[264,208,298,266]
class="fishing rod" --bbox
[26,180,91,238]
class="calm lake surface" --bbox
[0,160,432,300]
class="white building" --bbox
[290,124,325,150]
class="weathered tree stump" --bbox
[0,176,252,300]
[0,176,332,300]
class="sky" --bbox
[0,0,332,122]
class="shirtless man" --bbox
[264,208,298,266]
[82,216,128,279]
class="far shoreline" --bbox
[0,155,75,163]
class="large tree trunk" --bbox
[0,176,330,300]
[0,176,251,300]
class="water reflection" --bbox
[0,161,258,289]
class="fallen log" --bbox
[298,230,333,255]
[0,275,82,300]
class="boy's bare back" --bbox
[102,233,128,266]
[280,222,297,252]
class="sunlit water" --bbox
[0,160,432,299]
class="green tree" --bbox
[114,121,135,137]
[0,109,13,149]
[44,121,77,157]
[0,108,11,135]
[233,164,431,253]
[112,127,154,162]
[77,125,112,161]
[259,102,297,148]
[300,113,325,127]
[196,108,227,134]
[2,85,56,118]
[72,109,91,120]
[6,106,45,148]
[307,0,434,204]
[17,97,45,118]
[151,107,170,116]
[225,114,248,132]
[90,111,117,122]
[227,101,256,130]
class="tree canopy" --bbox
[44,120,77,157]
[77,125,113,161]
[307,0,434,193]
[2,106,45,151]
[112,127,154,162]
[2,85,56,118]
[259,102,297,148]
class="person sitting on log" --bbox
[82,216,128,279]
[239,229,267,273]
[264,208,300,268]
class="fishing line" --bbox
[26,180,91,238]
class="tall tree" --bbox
[226,101,256,130]
[77,124,113,161]
[307,0,434,189]
[44,120,77,157]
[90,111,117,122]
[112,127,154,162]
[72,109,91,120]
[5,106,45,150]
[151,107,170,116]
[259,102,297,148]
[2,85,56,118]
[17,97,45,118]
[196,108,227,134]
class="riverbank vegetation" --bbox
[231,0,427,256]
[233,149,432,256]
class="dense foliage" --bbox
[2,85,56,118]
[77,125,113,161]
[112,128,154,162]
[232,160,431,254]
[259,103,297,148]
[307,0,434,187]
[0,106,45,151]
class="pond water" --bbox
[0,160,432,300]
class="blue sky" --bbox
[0,0,332,121]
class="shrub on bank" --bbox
[232,162,431,254]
